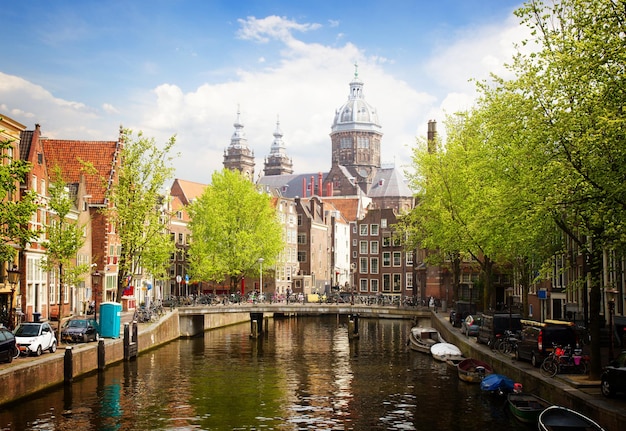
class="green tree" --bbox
[501,0,626,378]
[42,165,89,339]
[188,169,284,293]
[106,129,177,301]
[0,131,38,266]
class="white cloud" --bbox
[1,14,526,186]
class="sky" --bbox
[2,0,528,186]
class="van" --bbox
[515,319,578,367]
[476,313,522,346]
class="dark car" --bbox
[601,350,626,398]
[476,313,522,346]
[450,301,477,328]
[461,315,481,337]
[515,319,578,367]
[61,318,100,343]
[0,326,18,363]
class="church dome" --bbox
[331,68,381,134]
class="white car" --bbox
[14,322,57,356]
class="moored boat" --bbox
[407,326,442,354]
[431,342,464,362]
[507,392,551,424]
[457,358,493,383]
[480,373,515,395]
[538,406,605,431]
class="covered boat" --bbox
[430,342,463,362]
[480,373,515,394]
[507,392,551,424]
[538,406,605,431]
[407,327,442,354]
[457,358,493,383]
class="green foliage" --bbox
[0,132,38,263]
[188,169,284,291]
[106,129,177,299]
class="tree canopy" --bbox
[188,169,284,293]
[106,129,177,300]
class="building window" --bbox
[370,257,379,274]
[383,274,391,292]
[371,224,379,235]
[383,252,391,267]
[298,214,302,226]
[176,211,183,219]
[297,251,307,262]
[298,233,307,245]
[359,257,368,273]
[360,224,368,236]
[406,250,414,265]
[381,219,387,228]
[393,252,402,266]
[360,278,368,292]
[383,236,391,247]
[359,241,368,254]
[406,272,413,288]
[352,239,357,246]
[178,233,184,244]
[371,279,379,292]
[370,241,379,254]
[393,274,402,292]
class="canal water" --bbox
[0,315,530,430]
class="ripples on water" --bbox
[0,315,529,430]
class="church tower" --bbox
[326,65,383,195]
[263,116,293,176]
[223,108,255,180]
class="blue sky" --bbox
[2,0,526,184]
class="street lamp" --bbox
[91,270,103,321]
[607,289,617,360]
[506,287,514,331]
[7,266,20,329]
[258,258,264,299]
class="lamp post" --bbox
[506,287,514,331]
[7,266,20,329]
[91,270,103,321]
[258,258,264,300]
[607,289,617,360]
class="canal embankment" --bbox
[431,311,624,431]
[0,308,250,406]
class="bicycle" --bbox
[497,330,519,355]
[540,343,587,377]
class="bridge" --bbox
[176,303,433,337]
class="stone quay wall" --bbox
[0,309,249,406]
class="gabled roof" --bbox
[258,172,328,199]
[42,139,119,204]
[368,167,413,198]
[170,178,207,206]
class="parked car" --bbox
[476,312,522,346]
[14,321,57,356]
[601,350,626,397]
[461,315,481,337]
[0,326,19,363]
[61,318,100,343]
[515,319,578,367]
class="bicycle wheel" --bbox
[498,340,510,355]
[577,360,587,375]
[540,358,558,377]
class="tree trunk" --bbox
[587,242,603,380]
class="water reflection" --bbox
[0,316,529,430]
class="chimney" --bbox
[318,172,323,197]
[427,120,437,154]
[302,177,307,197]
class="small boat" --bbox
[430,342,463,362]
[480,373,515,395]
[507,392,551,424]
[407,326,443,353]
[457,358,493,383]
[538,406,605,431]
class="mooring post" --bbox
[97,338,106,370]
[124,322,130,360]
[64,346,73,383]
[251,320,258,339]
